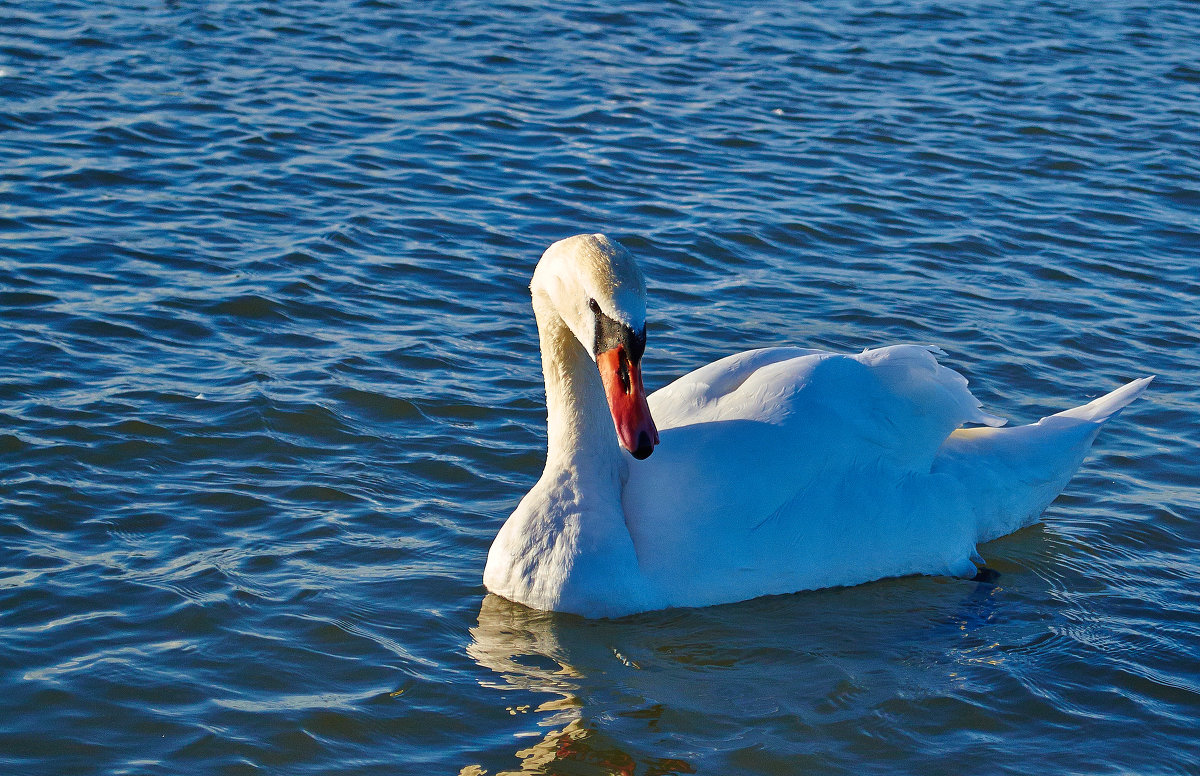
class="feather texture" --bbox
[483,235,1152,617]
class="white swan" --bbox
[484,234,1152,618]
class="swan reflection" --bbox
[466,594,696,775]
[465,574,1016,775]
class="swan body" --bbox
[484,234,1152,618]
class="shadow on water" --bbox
[464,569,1025,776]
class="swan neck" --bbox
[534,296,624,482]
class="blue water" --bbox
[2,1,1198,774]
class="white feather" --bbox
[483,235,1152,617]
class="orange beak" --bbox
[596,345,659,460]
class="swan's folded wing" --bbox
[646,346,823,429]
[648,344,1002,469]
[625,345,1002,604]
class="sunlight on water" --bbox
[1,1,1197,774]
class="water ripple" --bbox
[1,0,1198,774]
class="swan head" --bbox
[532,234,660,460]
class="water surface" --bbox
[1,1,1198,774]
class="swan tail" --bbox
[932,377,1152,546]
[1048,375,1154,423]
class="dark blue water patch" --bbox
[1,0,1199,774]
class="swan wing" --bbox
[647,343,1002,460]
[623,345,1004,606]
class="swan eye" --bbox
[588,298,601,314]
